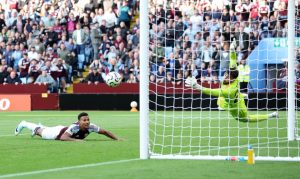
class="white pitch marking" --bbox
[0,133,28,137]
[5,115,75,117]
[4,114,138,117]
[179,139,290,155]
[0,158,139,178]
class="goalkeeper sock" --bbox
[247,114,269,122]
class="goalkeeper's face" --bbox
[223,72,236,85]
[223,72,230,84]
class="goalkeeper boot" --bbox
[15,120,26,136]
[269,111,279,119]
[218,106,225,111]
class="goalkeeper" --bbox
[185,42,278,122]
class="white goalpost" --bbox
[140,0,150,159]
[287,0,296,141]
[140,0,300,161]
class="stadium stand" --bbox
[0,0,298,94]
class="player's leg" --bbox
[15,121,43,136]
[237,108,268,122]
[227,97,264,122]
[236,99,278,122]
[34,127,44,137]
[40,126,66,140]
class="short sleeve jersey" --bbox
[64,122,100,139]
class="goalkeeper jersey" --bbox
[202,79,240,104]
[201,51,240,104]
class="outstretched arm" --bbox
[185,77,220,97]
[229,39,237,68]
[185,77,238,98]
[202,86,238,99]
[98,129,119,140]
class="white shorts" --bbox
[41,126,66,140]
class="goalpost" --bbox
[140,0,300,161]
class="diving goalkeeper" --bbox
[185,42,278,122]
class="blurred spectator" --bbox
[18,53,30,82]
[122,65,130,81]
[218,42,230,75]
[4,70,22,85]
[0,65,9,84]
[11,43,22,70]
[238,59,250,93]
[165,53,181,78]
[296,64,300,83]
[127,73,137,83]
[129,59,139,78]
[104,7,117,31]
[85,67,104,85]
[276,62,288,89]
[235,24,249,53]
[31,38,45,55]
[172,71,183,86]
[118,0,132,28]
[149,73,156,83]
[46,27,59,47]
[0,0,293,92]
[89,59,103,71]
[72,23,88,55]
[27,59,40,83]
[156,65,165,83]
[28,46,39,60]
[57,43,70,62]
[53,58,68,93]
[90,22,102,59]
[34,69,57,93]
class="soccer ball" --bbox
[130,101,138,108]
[105,72,122,87]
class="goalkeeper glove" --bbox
[185,76,203,90]
[230,39,236,51]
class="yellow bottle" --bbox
[247,145,255,165]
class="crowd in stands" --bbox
[148,0,299,86]
[0,0,298,94]
[0,0,139,92]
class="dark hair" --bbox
[78,112,88,120]
[227,68,239,79]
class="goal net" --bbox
[140,0,300,161]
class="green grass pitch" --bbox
[0,111,300,178]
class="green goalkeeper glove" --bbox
[185,76,203,90]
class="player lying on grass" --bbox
[185,41,278,122]
[15,112,120,141]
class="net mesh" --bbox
[148,0,300,160]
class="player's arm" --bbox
[60,132,83,142]
[229,39,237,68]
[196,82,238,98]
[201,88,222,97]
[185,77,221,97]
[98,129,119,140]
[185,77,238,98]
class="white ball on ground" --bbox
[130,101,138,108]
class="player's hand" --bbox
[185,76,202,90]
[230,39,236,51]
